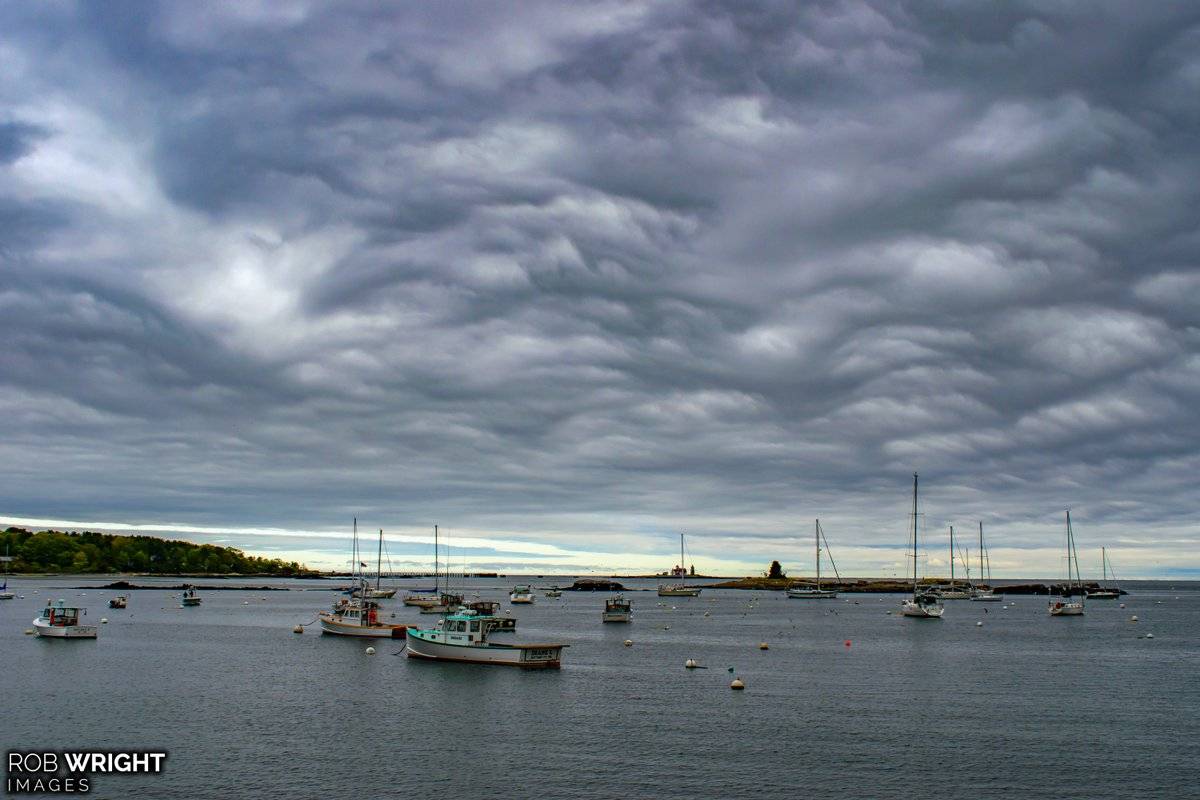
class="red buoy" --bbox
[844,640,851,647]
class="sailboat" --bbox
[931,525,970,599]
[403,525,442,608]
[362,528,397,599]
[319,519,412,637]
[901,473,944,618]
[0,542,13,600]
[1086,547,1121,599]
[970,522,1003,602]
[1048,510,1085,616]
[658,533,701,597]
[787,519,840,599]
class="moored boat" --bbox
[658,533,702,597]
[1049,510,1085,617]
[788,519,841,599]
[405,609,566,668]
[602,595,632,623]
[33,599,98,638]
[319,588,412,638]
[181,587,201,606]
[901,474,944,619]
[108,595,128,609]
[1086,547,1121,599]
[969,521,1004,602]
[509,585,535,604]
[0,544,13,599]
[544,588,562,598]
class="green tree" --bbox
[767,560,785,579]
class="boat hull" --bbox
[405,630,563,669]
[1048,601,1084,616]
[970,593,1004,602]
[403,596,439,608]
[32,619,97,638]
[786,589,838,599]
[601,611,631,623]
[181,598,201,606]
[901,600,944,618]
[1085,590,1119,599]
[318,612,409,638]
[509,596,535,604]
[657,587,701,597]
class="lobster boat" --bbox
[33,600,98,638]
[405,609,566,669]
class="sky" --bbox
[2,1,1199,578]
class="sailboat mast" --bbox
[979,522,984,584]
[434,525,439,594]
[815,519,821,590]
[907,474,916,594]
[680,533,685,575]
[949,525,955,586]
[352,517,358,583]
[376,529,383,590]
[1102,546,1108,585]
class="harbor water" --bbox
[3,576,1198,798]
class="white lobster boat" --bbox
[318,587,412,638]
[33,600,98,638]
[602,595,632,623]
[509,585,535,604]
[181,587,201,606]
[405,609,566,669]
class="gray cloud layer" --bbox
[2,1,1198,575]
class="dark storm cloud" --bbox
[2,1,1199,575]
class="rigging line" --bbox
[820,525,843,583]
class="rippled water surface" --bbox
[4,576,1198,798]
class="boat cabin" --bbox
[605,595,631,613]
[431,611,490,645]
[40,600,85,626]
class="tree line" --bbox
[1,527,313,575]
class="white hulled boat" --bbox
[404,524,443,607]
[658,533,702,597]
[319,581,412,638]
[405,609,566,668]
[788,519,840,599]
[108,595,128,609]
[544,588,562,598]
[1049,510,1085,616]
[33,599,97,638]
[901,473,944,619]
[602,594,632,623]
[509,585,535,604]
[0,543,14,600]
[970,521,1003,602]
[181,587,201,606]
[1086,547,1121,599]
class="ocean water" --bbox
[2,576,1197,799]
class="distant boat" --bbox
[363,527,397,598]
[33,599,97,638]
[1086,546,1121,599]
[181,586,201,606]
[108,595,128,609]
[970,521,1003,602]
[319,585,411,638]
[930,525,970,599]
[403,524,442,607]
[901,473,944,619]
[405,608,566,668]
[509,585,536,604]
[602,594,632,623]
[658,533,702,597]
[1049,510,1085,617]
[544,588,563,598]
[787,519,840,599]
[0,543,13,600]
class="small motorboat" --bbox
[509,585,535,604]
[602,595,632,623]
[418,593,465,615]
[181,587,201,606]
[33,599,98,638]
[544,588,563,598]
[405,609,566,669]
[108,595,128,609]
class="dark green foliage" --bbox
[767,560,785,579]
[1,527,311,575]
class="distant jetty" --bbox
[710,577,1123,595]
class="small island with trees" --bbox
[1,527,313,576]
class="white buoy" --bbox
[623,639,633,647]
[101,618,109,624]
[703,611,711,617]
[758,642,769,650]
[243,601,249,605]
[365,646,376,655]
[292,625,304,634]
[730,678,745,690]
[1119,603,1126,608]
[685,659,698,669]
[1145,633,1154,639]
[1130,615,1138,622]
[24,628,34,635]
[663,626,670,630]
[976,621,983,627]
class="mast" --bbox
[949,525,955,587]
[907,472,916,597]
[434,525,439,594]
[815,519,821,591]
[979,522,985,585]
[1102,546,1108,587]
[680,533,685,577]
[352,517,359,584]
[376,529,384,590]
